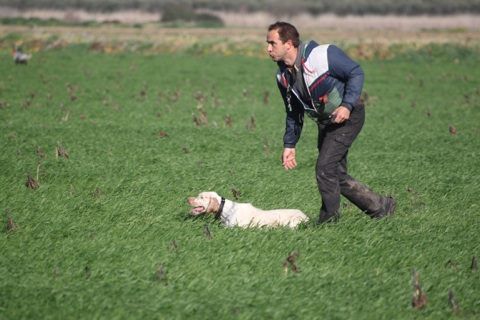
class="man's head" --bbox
[266,21,300,65]
[268,22,300,47]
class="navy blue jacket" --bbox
[276,41,364,147]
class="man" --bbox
[266,21,395,223]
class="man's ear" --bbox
[285,39,294,50]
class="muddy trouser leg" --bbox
[339,158,386,217]
[316,105,385,222]
[316,127,344,222]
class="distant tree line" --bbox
[2,0,480,15]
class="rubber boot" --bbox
[318,210,340,224]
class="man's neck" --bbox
[283,47,299,68]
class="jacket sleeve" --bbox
[327,45,364,111]
[277,81,304,148]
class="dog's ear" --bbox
[206,197,220,214]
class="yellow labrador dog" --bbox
[187,191,308,228]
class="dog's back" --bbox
[225,202,308,228]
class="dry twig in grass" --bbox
[448,289,460,314]
[91,187,103,199]
[283,251,300,274]
[246,116,256,131]
[449,125,457,135]
[84,265,91,279]
[231,188,241,200]
[194,91,206,105]
[360,91,369,105]
[203,224,213,240]
[5,209,18,233]
[411,269,428,309]
[56,145,69,159]
[0,100,9,109]
[193,107,208,127]
[471,256,478,271]
[224,115,233,128]
[25,175,39,190]
[263,91,269,105]
[155,264,168,284]
[445,259,459,271]
[6,217,17,232]
[157,130,169,138]
[67,83,78,102]
[169,240,178,251]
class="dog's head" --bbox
[187,192,222,216]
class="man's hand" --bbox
[282,148,297,170]
[331,106,351,124]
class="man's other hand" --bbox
[282,148,297,170]
[331,106,351,124]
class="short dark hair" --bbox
[268,21,300,48]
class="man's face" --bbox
[266,29,288,62]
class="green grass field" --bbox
[1,44,479,319]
